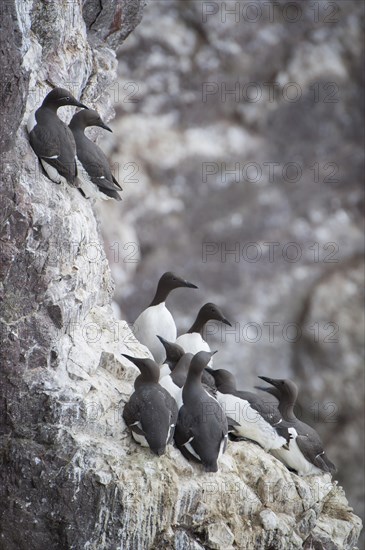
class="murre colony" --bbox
[27,89,336,477]
[122,271,336,475]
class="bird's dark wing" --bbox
[226,416,241,432]
[142,386,178,450]
[174,410,203,464]
[313,452,336,474]
[123,399,147,438]
[30,123,77,184]
[296,432,336,474]
[122,395,140,427]
[236,390,282,425]
[174,406,192,446]
[29,125,59,158]
[163,390,179,426]
[92,183,122,201]
[275,423,292,446]
[75,136,122,199]
[124,386,177,453]
[201,369,216,390]
[175,416,204,465]
[112,174,123,191]
[139,409,164,446]
[202,382,217,398]
[79,160,122,198]
[41,156,77,185]
[190,409,227,470]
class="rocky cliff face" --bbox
[0,1,362,549]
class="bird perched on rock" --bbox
[156,336,185,379]
[174,350,228,472]
[258,376,336,476]
[69,109,122,201]
[159,351,194,409]
[207,368,290,451]
[122,354,178,456]
[175,303,231,366]
[133,272,198,364]
[157,335,216,391]
[27,87,88,187]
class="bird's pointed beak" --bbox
[210,350,218,357]
[156,335,169,347]
[205,367,215,375]
[100,122,112,132]
[121,354,149,373]
[222,318,232,326]
[258,375,278,387]
[184,280,198,289]
[121,353,137,364]
[71,98,89,109]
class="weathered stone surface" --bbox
[0,1,363,549]
[206,521,235,549]
[1,390,362,549]
[82,0,146,48]
[0,0,29,154]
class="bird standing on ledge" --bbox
[69,109,122,201]
[258,376,336,476]
[122,354,178,456]
[207,368,290,451]
[174,350,228,472]
[27,87,88,187]
[176,302,231,366]
[133,272,198,364]
[156,336,185,378]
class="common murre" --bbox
[207,368,290,451]
[175,302,231,366]
[122,354,178,456]
[174,350,228,472]
[27,87,88,187]
[159,352,194,410]
[69,109,122,201]
[258,376,336,476]
[156,335,185,379]
[158,336,216,392]
[133,272,198,364]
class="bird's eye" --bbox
[65,96,70,101]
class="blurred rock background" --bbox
[95,0,364,535]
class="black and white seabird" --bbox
[174,350,228,472]
[158,335,216,392]
[159,352,194,409]
[207,369,290,451]
[175,303,231,366]
[122,354,178,456]
[133,272,198,365]
[27,87,88,186]
[69,109,122,201]
[258,377,336,476]
[156,335,185,379]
